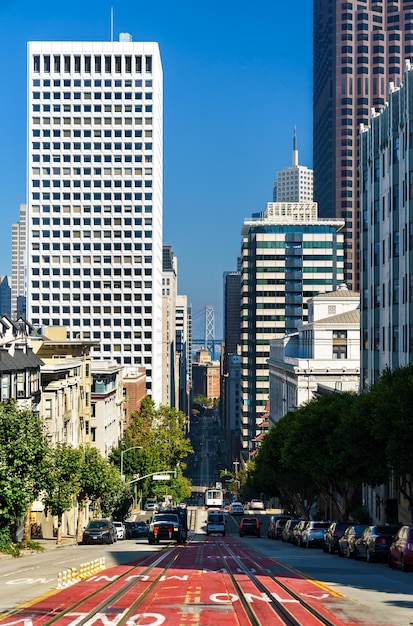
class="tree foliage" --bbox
[0,403,50,544]
[110,396,193,504]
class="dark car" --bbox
[292,519,308,545]
[388,525,413,571]
[323,521,354,554]
[355,524,402,563]
[267,515,293,540]
[301,521,331,548]
[124,520,149,539]
[282,518,300,543]
[239,517,261,537]
[82,519,117,545]
[338,524,368,558]
[148,512,186,544]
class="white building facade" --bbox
[268,285,360,424]
[26,39,163,403]
[273,129,313,202]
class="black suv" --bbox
[82,519,117,545]
[239,517,261,537]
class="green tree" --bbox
[368,365,413,521]
[75,445,127,541]
[110,397,193,504]
[43,443,82,545]
[280,392,388,520]
[0,402,50,549]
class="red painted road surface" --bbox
[0,535,386,626]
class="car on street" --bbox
[292,519,308,545]
[239,517,261,537]
[82,519,117,545]
[144,498,159,512]
[301,521,331,548]
[353,524,402,563]
[323,521,354,554]
[337,524,368,558]
[267,515,293,540]
[113,521,126,540]
[388,525,413,571]
[282,518,300,543]
[124,520,149,539]
[148,512,186,545]
[229,501,244,515]
[206,510,226,536]
[249,499,265,511]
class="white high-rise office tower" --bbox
[273,129,313,203]
[11,203,27,319]
[27,39,163,403]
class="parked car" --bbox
[124,520,149,539]
[82,519,117,545]
[292,519,308,545]
[113,521,126,540]
[355,524,402,563]
[388,525,413,571]
[338,524,368,558]
[301,521,331,548]
[249,499,265,511]
[239,517,261,537]
[268,516,293,540]
[282,518,300,543]
[148,512,186,545]
[323,521,354,554]
[229,502,244,515]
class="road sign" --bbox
[152,474,171,480]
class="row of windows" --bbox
[33,131,151,139]
[33,178,153,187]
[32,142,153,151]
[32,244,152,255]
[33,54,153,75]
[32,229,153,239]
[32,192,153,201]
[32,217,152,225]
[33,78,152,88]
[32,155,153,164]
[30,266,152,277]
[33,91,153,101]
[32,114,151,123]
[32,166,152,175]
[32,280,152,290]
[31,204,152,213]
[31,283,152,294]
[32,104,152,113]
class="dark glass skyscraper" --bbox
[313,0,411,290]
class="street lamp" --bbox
[120,445,142,482]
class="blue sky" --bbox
[0,0,313,331]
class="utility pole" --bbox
[233,460,239,499]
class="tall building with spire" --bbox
[314,0,412,291]
[26,38,164,403]
[273,128,313,202]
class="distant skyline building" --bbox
[162,244,178,407]
[0,276,11,318]
[273,128,313,202]
[314,0,412,291]
[240,201,344,457]
[26,38,163,403]
[11,204,27,320]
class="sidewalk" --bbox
[0,536,78,560]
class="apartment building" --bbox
[26,38,163,403]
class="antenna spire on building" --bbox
[292,126,298,167]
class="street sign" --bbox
[152,473,171,480]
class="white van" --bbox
[206,510,226,536]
